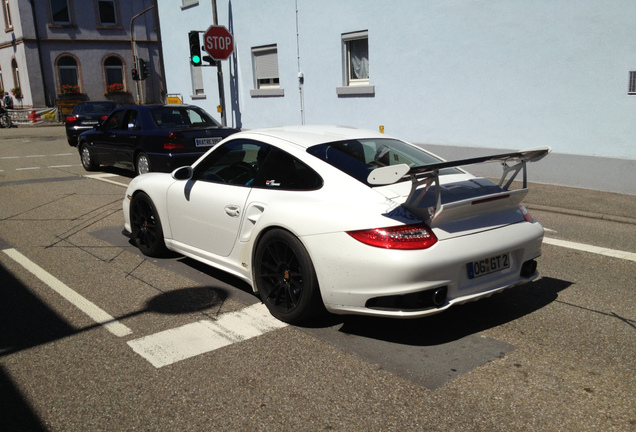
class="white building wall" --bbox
[158,0,636,194]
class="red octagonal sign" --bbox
[203,25,234,60]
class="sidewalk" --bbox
[524,182,636,225]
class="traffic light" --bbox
[138,58,149,80]
[132,67,139,80]
[189,31,202,66]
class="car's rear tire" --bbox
[136,153,151,175]
[0,113,11,128]
[80,143,98,171]
[254,229,324,324]
[130,192,168,257]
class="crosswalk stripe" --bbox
[127,303,286,368]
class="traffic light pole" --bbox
[211,0,227,127]
[130,5,155,104]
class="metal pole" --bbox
[212,0,227,126]
[130,5,155,105]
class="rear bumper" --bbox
[302,221,544,318]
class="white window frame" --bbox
[97,0,118,26]
[337,30,374,97]
[3,0,13,31]
[50,0,72,25]
[181,0,198,9]
[104,56,124,89]
[250,45,284,97]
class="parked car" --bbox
[65,101,118,146]
[78,104,239,175]
[123,125,550,324]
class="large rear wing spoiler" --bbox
[367,146,551,219]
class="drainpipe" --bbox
[296,0,305,124]
[29,0,50,106]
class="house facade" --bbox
[0,0,163,111]
[154,0,636,194]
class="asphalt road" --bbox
[1,125,635,431]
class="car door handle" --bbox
[224,205,240,218]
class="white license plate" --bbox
[195,137,221,147]
[81,121,98,125]
[467,253,510,279]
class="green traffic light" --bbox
[192,55,201,64]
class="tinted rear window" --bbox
[152,107,220,129]
[307,138,456,185]
[73,102,116,114]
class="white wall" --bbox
[158,0,636,193]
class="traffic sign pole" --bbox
[210,0,231,126]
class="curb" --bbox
[526,204,636,226]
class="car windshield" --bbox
[307,138,459,185]
[151,107,221,129]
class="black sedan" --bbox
[77,104,239,175]
[65,101,118,146]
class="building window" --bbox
[104,56,124,89]
[181,0,199,8]
[57,55,79,91]
[337,31,374,96]
[253,45,280,89]
[344,32,369,86]
[191,64,205,98]
[11,58,19,90]
[3,0,13,31]
[50,0,71,25]
[250,45,284,97]
[97,0,117,26]
[629,71,636,95]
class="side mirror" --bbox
[172,166,193,181]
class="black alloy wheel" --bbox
[130,192,167,257]
[254,229,324,324]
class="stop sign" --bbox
[203,25,234,60]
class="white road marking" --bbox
[83,173,129,187]
[1,153,74,160]
[127,303,287,368]
[543,237,636,262]
[2,248,133,337]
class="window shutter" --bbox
[254,48,279,80]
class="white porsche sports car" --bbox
[123,125,550,324]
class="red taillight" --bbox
[65,115,77,123]
[101,115,108,121]
[518,205,533,222]
[347,223,438,250]
[164,132,185,150]
[164,143,186,150]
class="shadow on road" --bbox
[333,277,572,346]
